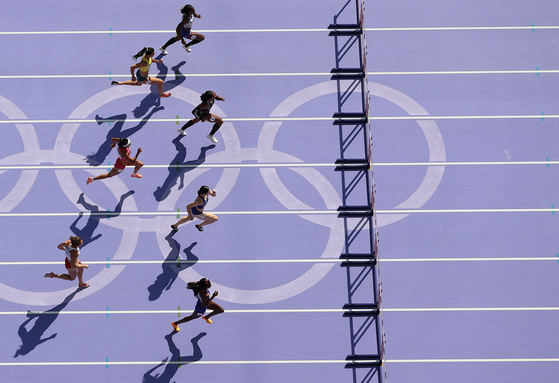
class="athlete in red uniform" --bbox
[87,138,143,184]
[44,236,90,288]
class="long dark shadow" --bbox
[148,233,199,301]
[154,136,215,202]
[142,332,206,383]
[14,289,80,357]
[70,191,135,247]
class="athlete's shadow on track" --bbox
[154,136,215,202]
[148,233,199,301]
[70,191,135,247]
[86,105,163,166]
[143,332,206,383]
[13,289,80,357]
[155,58,186,95]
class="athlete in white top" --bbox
[159,4,205,54]
[44,236,90,288]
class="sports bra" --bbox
[118,146,131,160]
[182,14,195,30]
[139,56,152,74]
[196,195,208,210]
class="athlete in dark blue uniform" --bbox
[171,278,224,331]
[171,185,218,232]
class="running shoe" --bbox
[207,134,218,143]
[202,316,212,324]
[44,272,55,278]
[183,45,191,53]
[171,225,179,233]
[131,173,143,179]
[159,46,168,55]
[177,128,187,136]
[171,322,180,332]
[195,224,204,232]
[87,177,93,185]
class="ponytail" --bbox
[132,47,154,61]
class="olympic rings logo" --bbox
[0,81,445,306]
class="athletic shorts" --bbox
[194,300,207,314]
[190,207,206,218]
[179,29,197,39]
[135,69,149,83]
[115,158,128,171]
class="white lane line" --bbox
[368,70,559,75]
[3,69,559,80]
[0,208,554,218]
[385,358,559,363]
[0,163,336,170]
[1,114,558,124]
[1,357,557,366]
[0,117,335,124]
[366,26,559,31]
[0,28,328,35]
[0,72,331,79]
[0,359,348,366]
[1,25,558,36]
[0,161,556,171]
[0,257,555,267]
[2,306,557,316]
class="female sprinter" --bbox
[171,185,217,232]
[87,138,143,184]
[44,236,90,288]
[171,278,224,331]
[159,4,204,54]
[111,47,171,98]
[177,90,225,143]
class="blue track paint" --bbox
[557,254,559,264]
[109,27,112,37]
[536,67,540,76]
[547,158,550,168]
[541,112,545,121]
[106,307,109,318]
[532,23,535,32]
[107,209,111,219]
[106,357,109,369]
[107,161,111,172]
[552,205,555,215]
[107,257,110,268]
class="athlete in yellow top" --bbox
[111,47,171,98]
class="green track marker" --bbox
[176,115,180,125]
[541,112,545,121]
[106,357,109,369]
[106,307,109,318]
[109,27,112,37]
[178,306,181,317]
[176,161,180,171]
[107,257,110,268]
[178,356,181,368]
[176,208,180,218]
[177,256,181,268]
[547,158,550,168]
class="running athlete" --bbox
[111,47,171,98]
[87,138,143,184]
[171,185,218,232]
[159,4,205,54]
[177,90,225,143]
[171,278,224,331]
[44,236,90,288]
